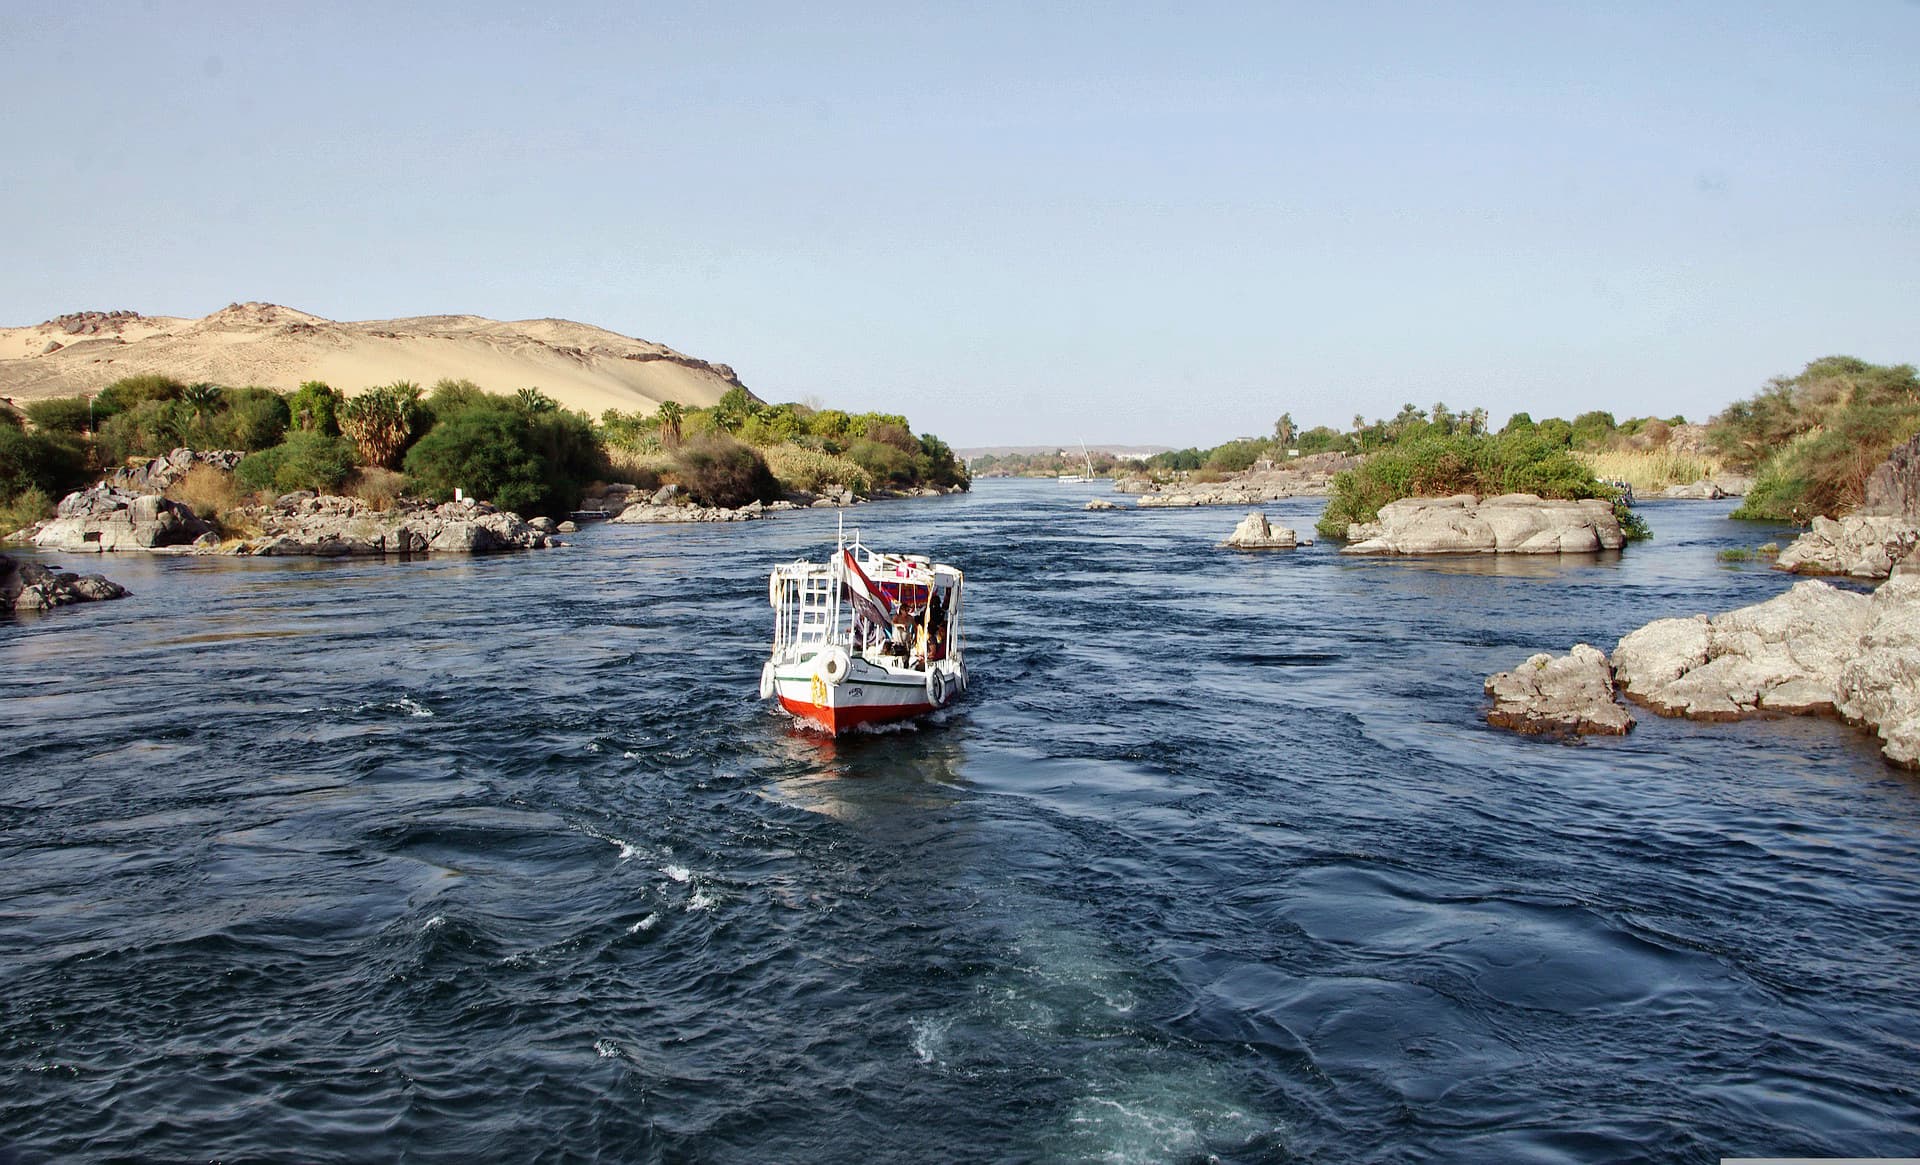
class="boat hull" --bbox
[767,658,961,734]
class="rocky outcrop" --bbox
[1657,474,1751,500]
[1220,511,1302,549]
[1343,494,1626,556]
[608,497,811,523]
[1612,580,1871,720]
[108,447,245,492]
[1484,644,1634,736]
[1,552,129,613]
[1611,577,1920,766]
[1773,515,1919,580]
[31,486,212,552]
[1084,498,1120,511]
[1134,453,1357,507]
[1772,436,1920,580]
[238,495,552,556]
[1861,433,1920,519]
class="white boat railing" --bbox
[769,541,963,674]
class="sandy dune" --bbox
[0,302,748,416]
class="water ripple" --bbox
[2,487,1917,1161]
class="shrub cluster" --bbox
[1714,357,1920,521]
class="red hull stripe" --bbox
[778,695,936,734]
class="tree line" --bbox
[0,376,969,531]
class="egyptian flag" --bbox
[840,549,895,628]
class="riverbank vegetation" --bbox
[0,377,968,528]
[1709,356,1920,521]
[1313,430,1650,541]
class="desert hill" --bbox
[0,302,749,417]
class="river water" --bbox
[3,481,1917,1163]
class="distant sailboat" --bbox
[1056,440,1095,483]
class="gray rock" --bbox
[1774,515,1920,580]
[1610,577,1920,767]
[107,447,245,493]
[1,552,130,613]
[1660,480,1727,500]
[1343,494,1625,556]
[651,484,682,506]
[33,485,211,552]
[1084,498,1120,511]
[1861,433,1920,520]
[1220,510,1301,549]
[557,520,578,533]
[1484,643,1634,736]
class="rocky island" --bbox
[0,551,128,613]
[1342,494,1627,556]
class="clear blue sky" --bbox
[4,2,1915,447]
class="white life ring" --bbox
[927,669,948,707]
[769,573,781,607]
[759,661,776,700]
[817,646,850,685]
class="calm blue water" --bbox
[3,482,1917,1163]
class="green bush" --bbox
[400,389,597,516]
[847,437,916,486]
[93,373,184,415]
[1718,359,1920,520]
[96,398,191,463]
[672,435,777,508]
[0,486,54,534]
[23,396,97,434]
[234,432,358,495]
[1730,406,1920,521]
[764,443,871,494]
[401,405,549,513]
[915,432,968,489]
[212,388,291,451]
[0,426,89,503]
[287,381,342,435]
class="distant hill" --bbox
[955,444,1173,459]
[0,302,746,417]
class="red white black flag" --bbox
[840,549,895,629]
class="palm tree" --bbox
[656,401,685,449]
[339,382,425,468]
[515,387,558,414]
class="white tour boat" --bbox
[760,530,966,734]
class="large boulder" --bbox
[1861,433,1920,520]
[1220,510,1301,549]
[1835,576,1920,766]
[32,486,211,552]
[1610,577,1920,766]
[1773,435,1920,580]
[1343,494,1625,556]
[1484,644,1634,736]
[0,552,130,613]
[1773,515,1919,580]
